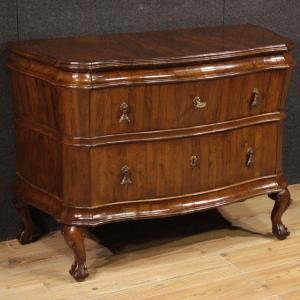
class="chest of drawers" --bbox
[7,24,295,281]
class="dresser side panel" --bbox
[9,70,62,131]
[62,145,91,207]
[8,65,91,137]
[15,125,63,199]
[275,52,295,175]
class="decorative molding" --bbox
[15,174,285,226]
[91,55,290,88]
[9,42,290,72]
[16,112,283,147]
[6,53,92,89]
[7,53,290,89]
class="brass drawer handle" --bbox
[119,102,130,124]
[121,165,132,185]
[246,147,255,167]
[193,96,207,109]
[249,88,259,108]
[190,155,199,168]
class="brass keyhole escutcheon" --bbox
[193,96,207,109]
[190,155,199,168]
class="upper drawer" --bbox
[90,70,286,136]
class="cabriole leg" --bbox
[12,197,41,244]
[62,225,89,281]
[268,188,291,240]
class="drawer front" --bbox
[90,70,285,136]
[90,123,277,206]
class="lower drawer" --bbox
[90,123,277,206]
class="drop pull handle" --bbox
[246,147,255,167]
[121,165,132,185]
[249,88,259,108]
[119,102,130,124]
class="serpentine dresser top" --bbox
[7,24,295,281]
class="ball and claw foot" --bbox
[69,261,89,282]
[13,197,42,245]
[269,187,291,241]
[272,224,290,240]
[17,226,42,245]
[62,225,89,282]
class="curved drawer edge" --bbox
[7,52,291,89]
[14,174,286,226]
[16,112,283,147]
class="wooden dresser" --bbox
[7,24,295,281]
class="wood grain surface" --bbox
[7,24,293,71]
[6,23,295,281]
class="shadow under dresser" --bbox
[6,24,295,281]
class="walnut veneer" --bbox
[6,24,295,281]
